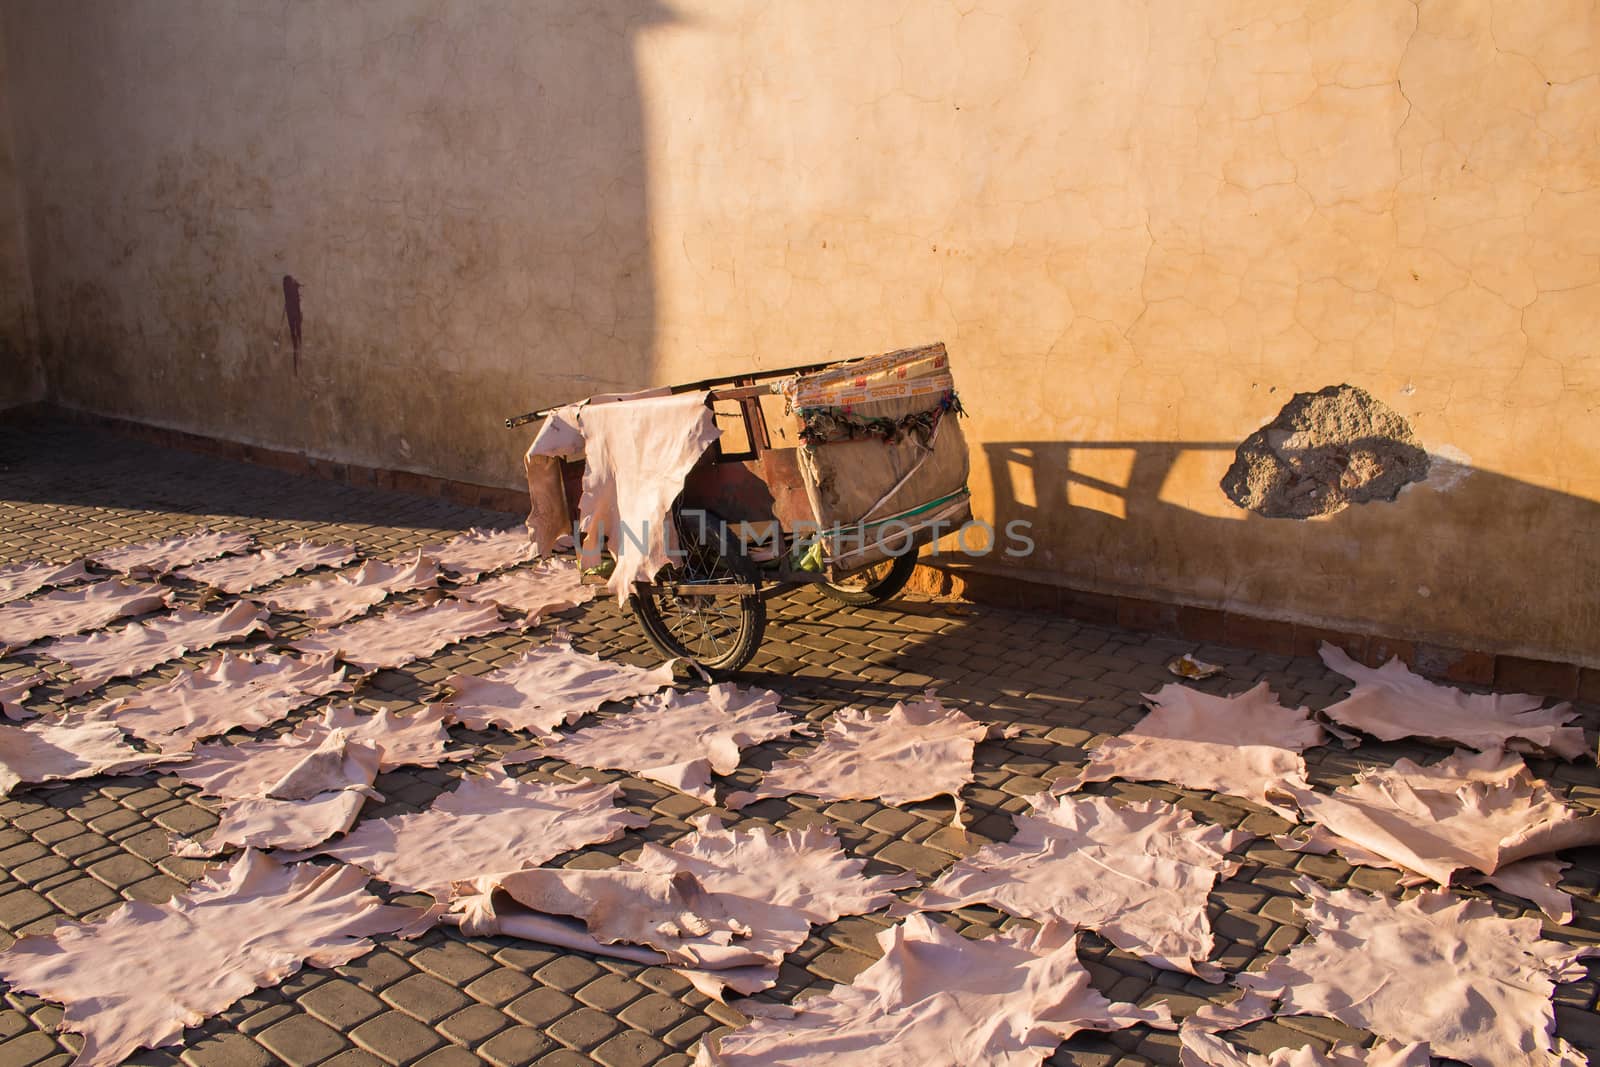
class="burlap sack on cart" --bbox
[785,344,970,554]
[794,400,969,527]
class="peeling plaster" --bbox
[1424,443,1474,492]
[1221,385,1430,519]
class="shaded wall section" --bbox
[0,13,41,409]
[5,1,1598,665]
[3,0,666,476]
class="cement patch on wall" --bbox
[1221,385,1431,519]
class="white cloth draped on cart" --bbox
[571,392,721,601]
[521,385,710,601]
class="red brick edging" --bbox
[19,403,1594,703]
[908,564,1597,704]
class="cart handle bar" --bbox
[503,355,864,428]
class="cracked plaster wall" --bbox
[3,1,1598,663]
[2,0,665,467]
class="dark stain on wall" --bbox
[282,274,302,374]
[1221,384,1431,519]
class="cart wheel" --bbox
[629,537,766,675]
[819,549,920,607]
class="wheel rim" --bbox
[646,540,748,662]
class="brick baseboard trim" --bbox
[21,403,1593,704]
[908,562,1597,704]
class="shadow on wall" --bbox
[4,2,677,485]
[976,441,1600,666]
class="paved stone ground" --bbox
[0,415,1596,1067]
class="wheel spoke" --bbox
[632,519,764,670]
[650,585,741,661]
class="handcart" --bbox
[505,343,972,673]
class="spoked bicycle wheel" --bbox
[629,526,766,674]
[819,548,920,606]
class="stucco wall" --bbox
[0,14,41,410]
[4,1,1597,664]
[3,1,664,469]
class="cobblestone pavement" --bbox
[0,415,1596,1067]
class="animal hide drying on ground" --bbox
[453,815,914,997]
[1233,878,1596,1067]
[0,850,418,1067]
[913,794,1250,978]
[291,599,517,672]
[438,640,676,738]
[317,704,473,769]
[456,867,781,972]
[264,552,441,627]
[1318,643,1587,759]
[174,727,383,856]
[0,580,173,653]
[0,718,182,797]
[524,684,799,803]
[725,694,987,821]
[83,651,355,753]
[694,913,1172,1066]
[1270,749,1600,921]
[1469,857,1579,924]
[422,527,541,583]
[453,558,595,621]
[176,725,348,799]
[0,559,91,606]
[1179,993,1430,1067]
[175,705,470,803]
[284,767,647,907]
[630,816,914,940]
[90,529,255,578]
[1181,1033,1430,1067]
[1053,682,1324,806]
[46,602,272,698]
[0,671,47,720]
[176,541,359,594]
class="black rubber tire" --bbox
[629,533,766,674]
[819,549,919,606]
[631,585,766,675]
